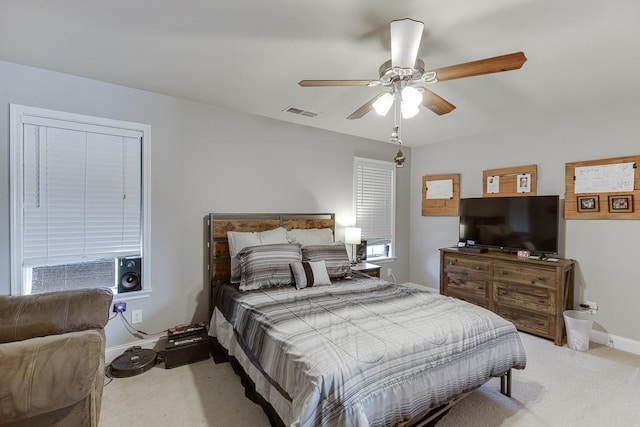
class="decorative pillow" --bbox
[301,243,351,279]
[237,243,302,291]
[286,228,334,246]
[291,260,332,289]
[228,227,288,283]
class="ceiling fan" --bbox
[299,18,527,120]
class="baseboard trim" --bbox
[591,330,640,355]
[105,336,163,363]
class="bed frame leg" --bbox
[500,369,512,397]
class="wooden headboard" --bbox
[206,212,335,315]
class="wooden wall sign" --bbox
[482,164,538,198]
[565,155,639,220]
[422,174,460,216]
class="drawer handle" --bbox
[448,261,456,265]
[536,321,545,326]
[477,286,483,290]
[475,265,482,270]
[537,299,546,304]
[501,270,508,275]
[537,277,546,281]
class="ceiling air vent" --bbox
[283,106,318,118]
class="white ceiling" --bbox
[1,0,639,147]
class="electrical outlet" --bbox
[387,268,392,276]
[131,309,142,324]
[113,302,126,313]
[585,301,598,312]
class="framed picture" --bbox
[608,195,633,213]
[577,195,599,212]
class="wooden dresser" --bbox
[439,248,575,346]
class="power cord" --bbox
[118,312,195,338]
[118,311,171,336]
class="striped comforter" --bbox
[213,276,526,426]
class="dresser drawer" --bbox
[494,282,555,313]
[495,304,552,337]
[492,263,557,288]
[447,290,490,309]
[443,254,491,276]
[446,274,488,299]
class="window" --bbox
[10,105,150,295]
[353,157,396,260]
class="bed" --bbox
[206,213,526,427]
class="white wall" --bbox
[410,102,640,343]
[0,60,411,349]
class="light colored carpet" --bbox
[100,333,640,426]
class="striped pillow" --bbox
[237,243,302,291]
[228,227,289,283]
[301,244,351,279]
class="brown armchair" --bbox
[0,288,113,426]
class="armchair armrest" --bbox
[0,288,113,344]
[0,330,103,423]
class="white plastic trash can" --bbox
[563,310,594,351]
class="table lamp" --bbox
[344,227,361,265]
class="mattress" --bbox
[210,275,526,426]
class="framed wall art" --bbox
[577,195,599,212]
[564,155,640,220]
[608,195,633,213]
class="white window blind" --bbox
[22,121,142,267]
[353,157,395,249]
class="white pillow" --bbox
[291,260,332,289]
[257,227,289,245]
[227,227,288,283]
[286,228,334,246]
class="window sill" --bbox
[112,289,152,302]
[364,257,397,264]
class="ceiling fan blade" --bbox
[347,93,385,120]
[298,80,378,87]
[418,88,456,115]
[390,18,424,69]
[427,51,527,82]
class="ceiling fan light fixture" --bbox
[401,102,420,119]
[373,92,394,116]
[401,86,422,107]
[422,71,438,84]
[394,148,406,168]
[390,18,424,70]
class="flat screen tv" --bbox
[459,195,559,254]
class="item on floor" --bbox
[167,322,207,340]
[110,346,158,377]
[563,310,594,351]
[164,324,210,369]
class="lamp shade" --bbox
[401,86,422,118]
[373,92,394,116]
[344,227,362,245]
[401,86,422,107]
[401,102,420,119]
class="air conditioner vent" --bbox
[283,106,318,118]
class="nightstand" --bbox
[351,262,381,278]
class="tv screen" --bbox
[459,195,559,254]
